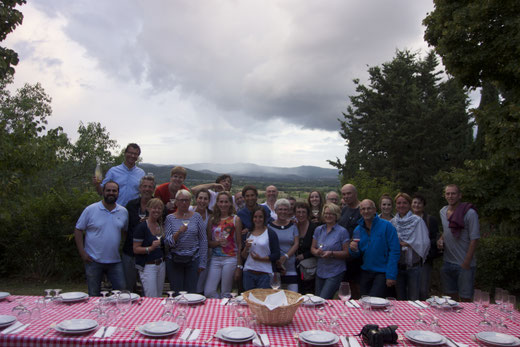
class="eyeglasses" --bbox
[176,199,190,203]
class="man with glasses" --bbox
[93,143,145,207]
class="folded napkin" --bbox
[180,328,200,341]
[341,336,361,347]
[249,291,289,311]
[1,321,25,334]
[93,326,117,338]
[408,300,422,308]
[415,300,428,308]
[220,298,230,305]
[349,300,360,308]
[344,301,354,308]
[446,339,469,347]
[253,333,270,346]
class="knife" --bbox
[257,333,265,347]
[100,326,107,338]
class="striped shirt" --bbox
[164,212,208,269]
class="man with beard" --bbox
[74,181,128,296]
[94,143,145,207]
[122,174,156,292]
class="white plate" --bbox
[405,330,446,345]
[138,325,180,337]
[361,296,389,306]
[57,319,98,331]
[221,327,255,340]
[0,292,10,300]
[476,332,520,346]
[175,293,206,304]
[300,330,337,344]
[59,292,89,302]
[54,325,99,334]
[108,293,140,302]
[426,297,458,306]
[142,321,180,335]
[235,296,248,305]
[216,328,255,343]
[302,295,326,306]
[0,315,16,327]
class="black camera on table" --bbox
[360,324,398,347]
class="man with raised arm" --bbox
[262,185,278,220]
[438,184,480,301]
[75,181,128,296]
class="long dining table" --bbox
[0,295,519,347]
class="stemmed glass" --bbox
[270,273,281,291]
[473,289,482,313]
[117,291,132,316]
[414,311,429,330]
[500,289,510,312]
[44,289,53,305]
[495,288,504,310]
[11,298,27,314]
[162,291,176,320]
[329,314,340,334]
[175,291,189,328]
[338,282,351,317]
[429,314,442,333]
[315,305,327,330]
[234,302,248,327]
[478,291,493,328]
[182,214,190,227]
[440,296,453,316]
[138,208,146,220]
[385,297,396,317]
[506,295,516,321]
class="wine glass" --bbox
[138,208,146,220]
[429,314,442,333]
[315,306,327,329]
[338,282,351,316]
[17,308,32,325]
[162,292,176,320]
[385,297,396,317]
[270,272,281,291]
[495,288,504,308]
[11,298,27,314]
[182,214,190,227]
[44,289,53,305]
[414,311,429,330]
[117,291,132,316]
[361,295,372,316]
[478,291,493,328]
[473,289,482,313]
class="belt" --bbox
[246,270,269,275]
[146,258,165,265]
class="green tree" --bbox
[329,50,473,194]
[0,0,26,78]
[424,0,520,231]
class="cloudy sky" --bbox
[5,0,436,168]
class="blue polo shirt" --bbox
[237,205,272,231]
[76,201,128,263]
[102,163,145,207]
[313,223,350,278]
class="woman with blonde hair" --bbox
[133,198,166,297]
[204,192,243,298]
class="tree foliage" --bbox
[0,0,26,78]
[424,0,520,231]
[330,50,473,195]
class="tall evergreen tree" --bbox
[330,50,473,193]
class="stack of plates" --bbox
[302,295,326,306]
[0,315,16,329]
[235,296,248,306]
[361,296,389,307]
[54,319,98,334]
[216,327,255,342]
[107,293,140,302]
[59,292,89,302]
[476,332,520,346]
[426,297,458,306]
[138,321,180,337]
[405,330,446,345]
[0,292,10,300]
[299,330,339,345]
[174,293,206,304]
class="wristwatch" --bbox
[236,265,244,269]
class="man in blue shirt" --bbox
[237,185,272,232]
[350,199,400,298]
[94,143,145,207]
[75,181,128,296]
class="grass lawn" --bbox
[2,277,87,296]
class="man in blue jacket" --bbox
[350,199,400,297]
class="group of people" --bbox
[75,143,480,303]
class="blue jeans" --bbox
[396,265,421,300]
[360,270,388,297]
[84,261,126,297]
[166,256,200,295]
[315,272,345,299]
[121,253,137,292]
[441,262,475,299]
[243,271,271,291]
[420,262,433,300]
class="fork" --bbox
[131,326,140,339]
[42,322,57,336]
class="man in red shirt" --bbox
[154,166,190,214]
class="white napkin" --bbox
[415,300,428,308]
[220,298,230,305]
[348,336,362,347]
[253,333,270,346]
[249,291,289,311]
[344,300,354,308]
[446,339,469,347]
[349,300,361,308]
[180,328,201,341]
[93,326,117,338]
[408,300,422,308]
[1,321,25,334]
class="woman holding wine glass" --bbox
[204,192,243,298]
[308,190,324,223]
[165,189,208,294]
[133,198,166,297]
[242,206,281,291]
[311,203,350,299]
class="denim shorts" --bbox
[441,261,475,299]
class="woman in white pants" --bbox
[204,192,243,298]
[133,198,166,297]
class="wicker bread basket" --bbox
[243,289,303,326]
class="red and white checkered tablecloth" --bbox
[1,296,519,347]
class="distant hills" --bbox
[139,162,340,189]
